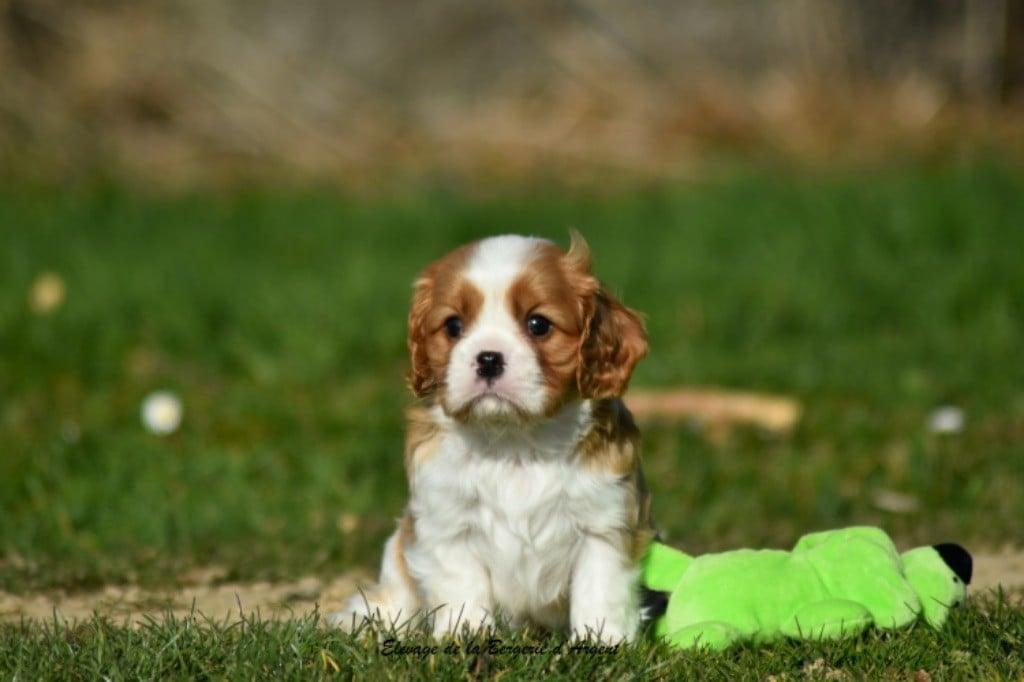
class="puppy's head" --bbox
[407,233,647,423]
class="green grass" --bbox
[2,593,1022,680]
[2,162,1023,677]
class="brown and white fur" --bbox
[327,233,652,642]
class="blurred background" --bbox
[2,0,1023,188]
[2,1,1023,595]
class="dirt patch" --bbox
[1,554,1020,626]
[0,569,373,626]
[972,550,1024,596]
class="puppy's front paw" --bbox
[570,621,632,646]
[569,537,640,644]
[569,584,638,644]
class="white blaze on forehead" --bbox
[464,235,550,294]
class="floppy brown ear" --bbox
[563,232,648,399]
[407,276,437,397]
[577,289,648,399]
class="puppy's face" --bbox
[407,234,647,422]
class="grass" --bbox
[1,593,1022,679]
[1,161,1023,677]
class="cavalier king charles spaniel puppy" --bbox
[328,233,651,642]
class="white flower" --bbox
[141,391,184,435]
[928,406,964,434]
[29,272,65,314]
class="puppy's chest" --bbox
[412,435,624,551]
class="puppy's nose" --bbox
[476,351,505,380]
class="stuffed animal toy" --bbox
[642,526,972,650]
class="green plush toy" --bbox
[642,526,972,650]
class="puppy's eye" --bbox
[444,316,463,339]
[526,314,553,338]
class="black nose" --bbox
[476,351,505,379]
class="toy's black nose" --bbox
[476,351,504,380]
[934,543,973,585]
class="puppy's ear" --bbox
[407,275,437,398]
[563,232,648,400]
[578,289,648,399]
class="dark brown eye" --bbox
[526,314,552,338]
[444,316,463,339]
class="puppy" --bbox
[328,233,651,642]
